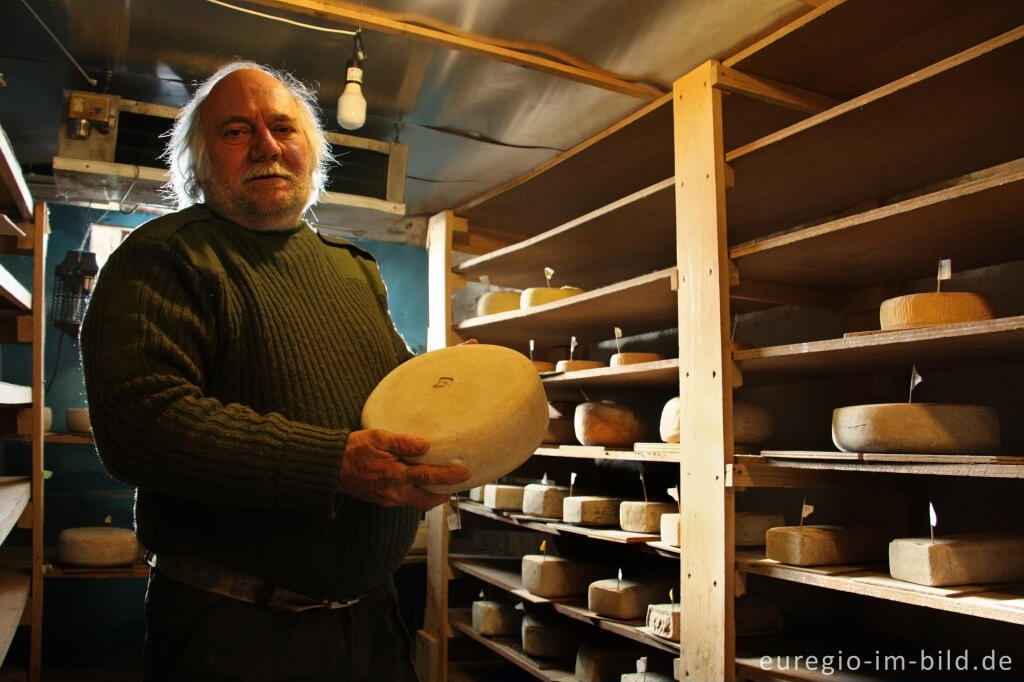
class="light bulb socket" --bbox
[345,62,363,85]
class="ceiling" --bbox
[0,0,811,243]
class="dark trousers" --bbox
[143,569,419,682]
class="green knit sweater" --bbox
[80,205,418,601]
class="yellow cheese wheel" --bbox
[475,291,521,316]
[520,286,584,308]
[533,360,557,372]
[610,352,665,367]
[555,359,605,372]
[66,407,91,433]
[659,398,774,445]
[832,403,1000,454]
[56,527,139,567]
[574,401,647,447]
[361,344,548,493]
[879,291,994,331]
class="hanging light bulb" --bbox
[337,30,367,130]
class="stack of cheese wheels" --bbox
[610,352,665,367]
[56,526,139,567]
[879,291,994,331]
[659,398,774,446]
[520,285,584,308]
[575,401,646,447]
[556,359,605,372]
[832,403,1000,454]
[361,344,549,494]
[475,290,521,317]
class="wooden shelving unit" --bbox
[423,3,1024,680]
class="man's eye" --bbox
[273,125,297,137]
[222,128,251,144]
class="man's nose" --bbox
[249,125,281,161]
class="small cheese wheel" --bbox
[521,611,580,658]
[646,603,681,641]
[482,484,524,511]
[574,402,646,447]
[588,577,673,620]
[522,483,570,518]
[619,501,676,533]
[610,352,665,367]
[766,525,892,566]
[659,398,773,445]
[533,360,556,372]
[660,513,680,547]
[475,291,521,316]
[520,286,584,308]
[879,291,994,331]
[66,408,91,433]
[555,359,605,372]
[362,344,549,494]
[56,527,139,567]
[521,555,604,598]
[472,600,521,635]
[17,406,52,435]
[889,534,1024,586]
[832,403,1000,454]
[563,496,623,527]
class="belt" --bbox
[148,553,361,612]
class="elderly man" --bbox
[80,61,468,681]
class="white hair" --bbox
[161,61,332,209]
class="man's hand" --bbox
[339,429,471,511]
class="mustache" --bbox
[243,165,295,182]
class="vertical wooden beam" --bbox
[28,202,48,682]
[673,62,735,681]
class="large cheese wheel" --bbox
[556,359,605,372]
[56,527,139,567]
[574,401,646,447]
[562,496,624,527]
[361,344,548,494]
[475,291,521,316]
[766,525,892,566]
[521,554,604,598]
[889,534,1024,586]
[588,576,673,620]
[879,291,994,331]
[659,398,774,445]
[610,352,665,367]
[832,403,1000,454]
[520,286,584,308]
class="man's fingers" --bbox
[404,464,471,487]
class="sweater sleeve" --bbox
[80,236,345,516]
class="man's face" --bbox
[199,69,314,230]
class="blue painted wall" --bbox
[0,203,429,667]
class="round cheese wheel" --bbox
[555,359,605,372]
[533,360,556,372]
[361,344,549,493]
[832,403,1001,454]
[520,286,584,308]
[66,407,91,433]
[56,527,139,567]
[879,292,994,331]
[574,401,646,447]
[476,291,521,317]
[543,417,576,444]
[610,352,665,367]
[659,398,774,445]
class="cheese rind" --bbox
[471,600,521,635]
[521,612,580,658]
[646,602,681,640]
[575,643,643,682]
[521,554,604,598]
[832,403,1001,454]
[475,291,521,316]
[588,577,673,620]
[659,398,774,445]
[555,359,605,372]
[736,512,787,547]
[520,286,584,308]
[533,360,556,372]
[574,402,647,447]
[766,525,892,566]
[619,501,676,533]
[482,484,524,511]
[562,496,624,527]
[889,534,1024,586]
[522,483,570,518]
[610,352,665,367]
[55,527,139,567]
[879,291,994,331]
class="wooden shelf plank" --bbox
[456,178,675,291]
[0,479,30,546]
[44,560,149,580]
[455,268,677,348]
[541,357,679,389]
[0,265,30,313]
[725,28,1024,244]
[455,96,673,240]
[449,609,578,682]
[0,571,30,666]
[737,551,1024,625]
[535,445,680,463]
[733,315,1024,379]
[0,216,24,239]
[729,163,1024,290]
[0,383,32,406]
[450,557,551,605]
[550,602,679,655]
[732,453,1024,483]
[0,126,32,222]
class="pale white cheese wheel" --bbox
[879,291,994,331]
[361,344,548,494]
[521,554,604,598]
[619,501,676,533]
[522,483,570,518]
[660,512,680,547]
[56,527,139,567]
[659,398,774,445]
[555,359,605,372]
[520,286,584,308]
[475,291,521,317]
[889,534,1024,587]
[646,602,681,641]
[610,352,665,367]
[574,402,646,447]
[562,496,624,527]
[471,600,521,635]
[832,403,1000,454]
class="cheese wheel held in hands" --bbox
[361,344,548,494]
